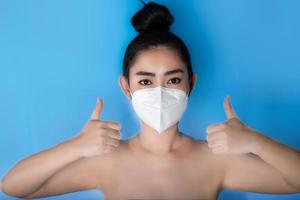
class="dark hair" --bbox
[122,1,193,94]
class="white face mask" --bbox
[130,86,188,134]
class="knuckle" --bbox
[220,123,226,129]
[92,129,103,137]
[207,136,213,142]
[224,123,230,130]
[220,131,227,137]
[112,121,121,127]
[111,139,119,146]
[96,127,106,134]
[208,132,217,140]
[89,119,98,123]
[96,121,105,128]
[115,132,121,139]
[111,121,120,127]
[111,130,121,138]
[211,132,217,137]
[89,120,100,126]
[103,121,121,129]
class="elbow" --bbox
[1,177,28,198]
[286,181,300,194]
[2,177,13,196]
[2,177,43,199]
[290,186,300,194]
[2,178,16,197]
[290,184,300,193]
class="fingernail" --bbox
[115,123,121,130]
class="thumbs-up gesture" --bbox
[70,98,122,157]
[206,96,260,154]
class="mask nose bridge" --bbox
[129,85,168,100]
[158,86,162,104]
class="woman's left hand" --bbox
[206,96,262,154]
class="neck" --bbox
[136,121,183,154]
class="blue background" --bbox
[0,0,299,199]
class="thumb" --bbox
[90,97,103,121]
[224,95,237,120]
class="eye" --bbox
[167,77,181,84]
[139,79,152,86]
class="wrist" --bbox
[249,130,268,155]
[56,136,84,159]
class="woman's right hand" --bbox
[70,98,122,157]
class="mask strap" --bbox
[129,89,133,99]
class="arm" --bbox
[253,133,300,190]
[22,155,108,199]
[217,143,300,194]
[1,99,121,198]
[206,96,300,194]
[2,140,82,197]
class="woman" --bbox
[2,2,300,200]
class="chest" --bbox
[100,154,221,199]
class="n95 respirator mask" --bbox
[131,86,188,134]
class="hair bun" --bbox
[131,2,174,34]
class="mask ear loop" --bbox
[128,88,134,100]
[188,76,194,96]
[126,77,133,99]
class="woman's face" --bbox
[119,46,196,99]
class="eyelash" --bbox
[138,77,181,86]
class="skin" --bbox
[2,45,300,200]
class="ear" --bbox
[119,75,132,100]
[188,72,197,95]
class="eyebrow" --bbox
[135,68,184,77]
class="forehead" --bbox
[130,46,187,73]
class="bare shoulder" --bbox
[176,135,226,192]
[88,139,129,187]
[191,139,233,167]
[179,134,211,156]
[187,138,227,177]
